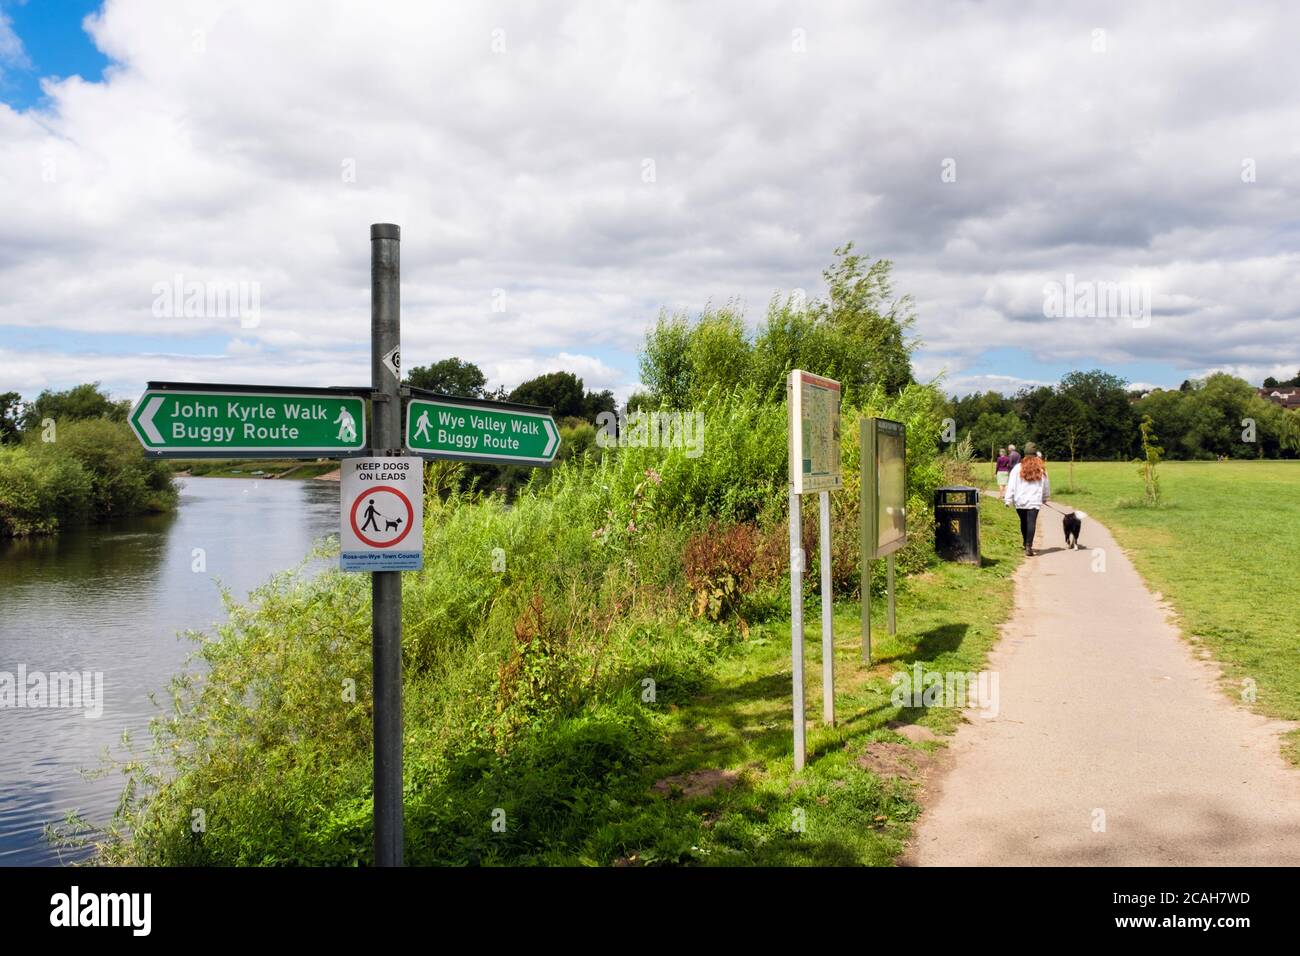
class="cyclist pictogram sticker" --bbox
[340,456,424,571]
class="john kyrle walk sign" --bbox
[405,391,559,466]
[129,383,368,458]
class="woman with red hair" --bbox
[1003,442,1050,556]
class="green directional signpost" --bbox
[404,390,559,466]
[128,224,562,868]
[129,384,368,458]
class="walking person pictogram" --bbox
[360,498,383,532]
[414,409,431,442]
[335,407,357,443]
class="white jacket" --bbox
[1003,462,1050,509]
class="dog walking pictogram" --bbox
[347,484,414,549]
[360,498,383,533]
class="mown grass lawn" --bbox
[624,495,1024,865]
[1061,460,1300,761]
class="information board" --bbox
[787,370,842,494]
[861,417,907,558]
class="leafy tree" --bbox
[20,383,129,431]
[1012,384,1055,429]
[406,357,487,398]
[750,299,844,401]
[1134,387,1200,458]
[583,389,616,421]
[1035,394,1091,460]
[1035,393,1090,489]
[813,242,915,396]
[1136,415,1163,504]
[1056,370,1135,459]
[643,245,918,407]
[1173,373,1259,458]
[54,419,176,518]
[1263,376,1279,388]
[0,392,22,444]
[625,390,652,412]
[947,391,1021,457]
[965,410,1027,461]
[639,314,694,409]
[508,371,606,421]
[1282,410,1300,454]
[683,307,753,403]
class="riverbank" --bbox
[80,482,1022,866]
[167,459,340,480]
[68,385,1027,866]
[0,420,176,537]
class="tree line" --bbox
[948,370,1300,461]
[0,384,176,536]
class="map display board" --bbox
[861,417,907,558]
[787,370,842,495]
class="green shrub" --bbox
[0,445,93,535]
[52,419,177,518]
[682,521,784,622]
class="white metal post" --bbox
[789,488,806,771]
[819,490,834,727]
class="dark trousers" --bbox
[1016,508,1039,548]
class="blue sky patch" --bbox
[0,1,108,111]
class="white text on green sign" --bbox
[405,398,559,465]
[129,389,367,457]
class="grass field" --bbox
[1060,460,1300,761]
[623,495,1024,864]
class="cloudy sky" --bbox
[2,0,1298,403]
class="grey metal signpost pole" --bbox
[370,223,403,866]
[819,490,834,726]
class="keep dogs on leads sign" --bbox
[340,456,424,571]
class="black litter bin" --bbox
[935,486,980,564]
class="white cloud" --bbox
[1,0,1298,402]
[0,9,28,74]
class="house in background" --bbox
[1257,386,1300,410]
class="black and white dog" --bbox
[1062,510,1082,550]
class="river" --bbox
[0,477,340,866]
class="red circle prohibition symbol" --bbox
[349,485,415,548]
